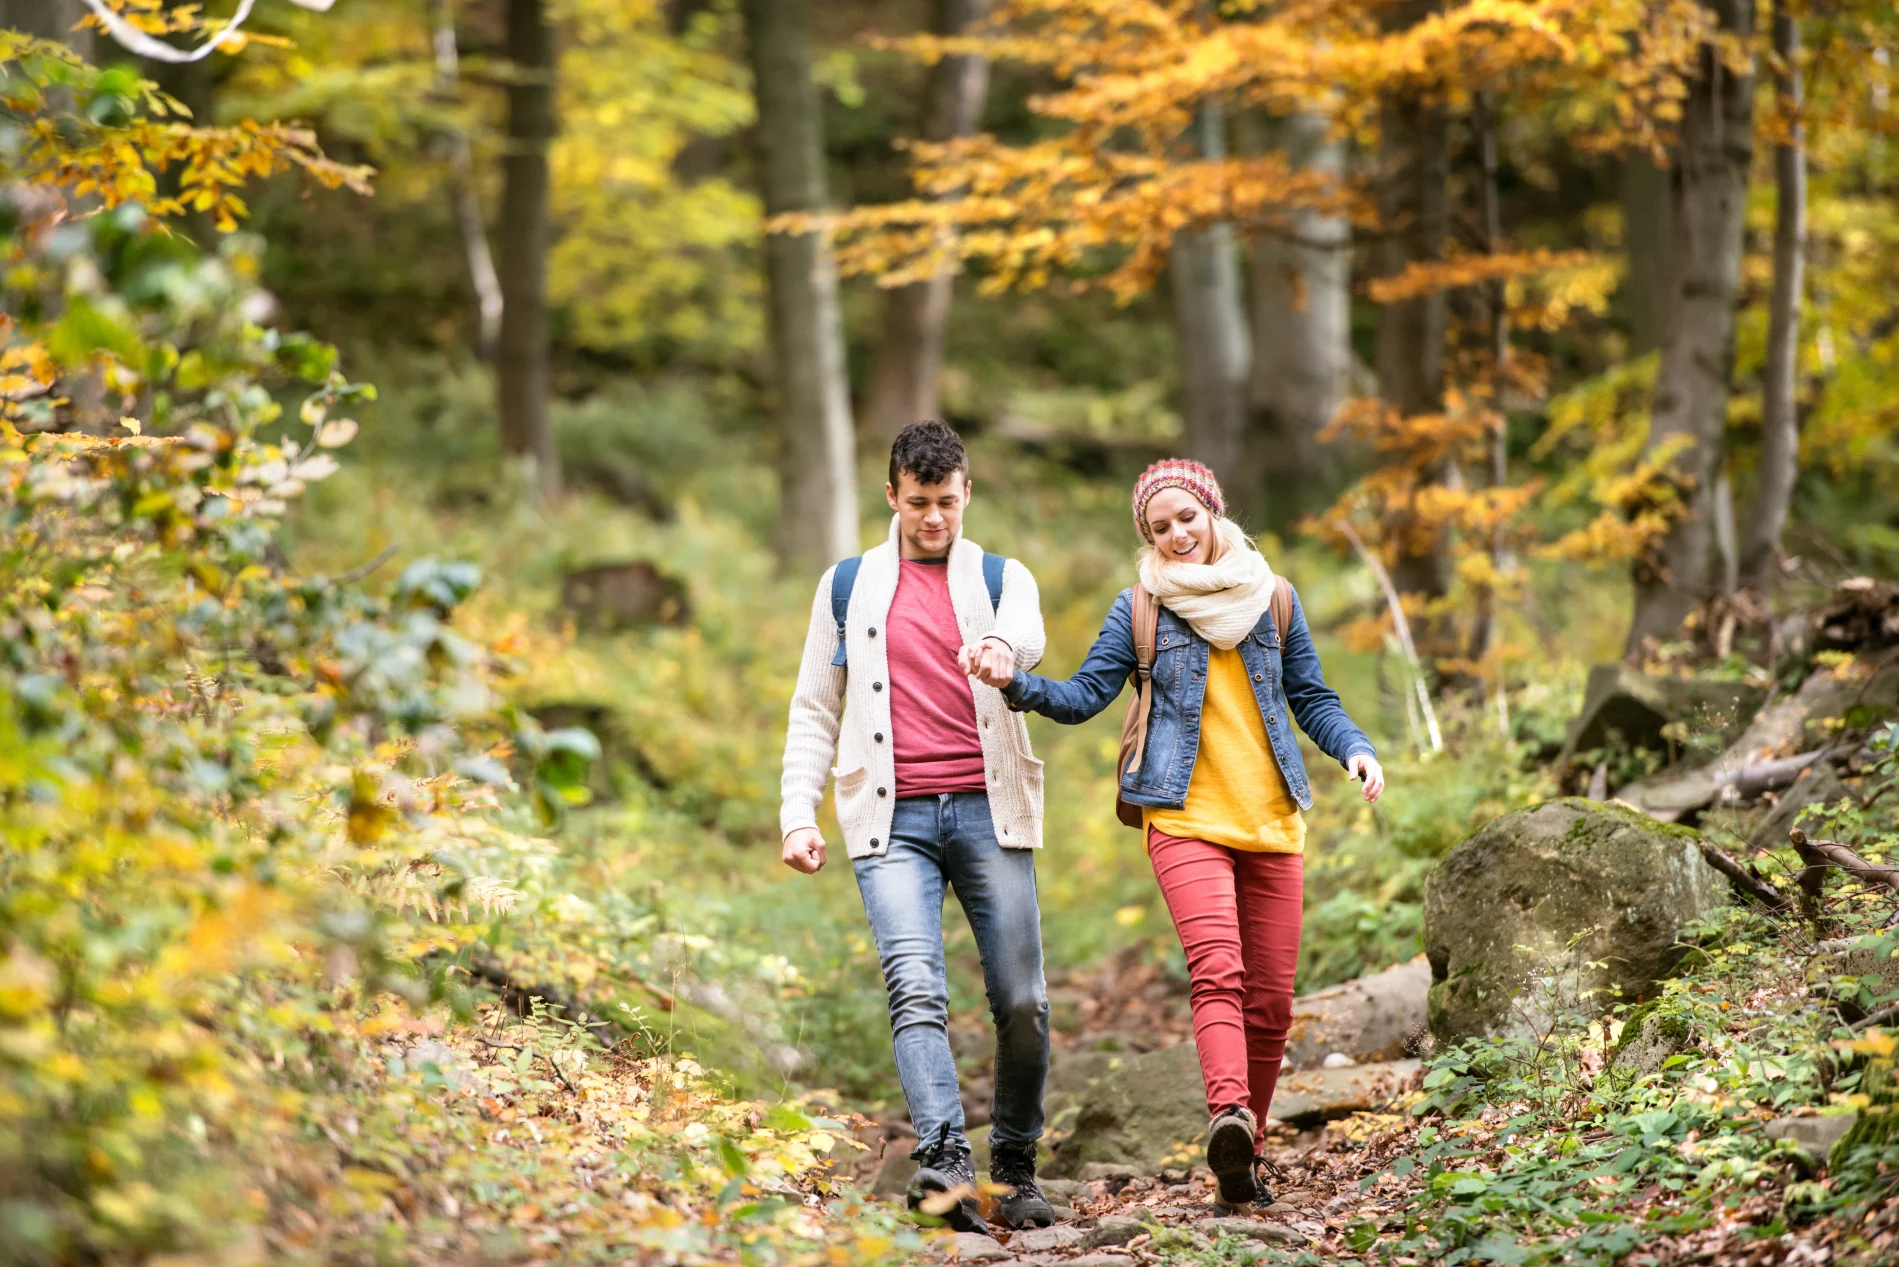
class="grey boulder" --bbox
[1423,799,1727,1044]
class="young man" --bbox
[780,421,1054,1235]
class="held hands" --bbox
[956,637,1016,690]
[782,827,827,874]
[1348,754,1386,803]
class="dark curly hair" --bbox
[888,420,969,489]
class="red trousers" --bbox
[1147,828,1304,1144]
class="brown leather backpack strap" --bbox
[1115,586,1162,828]
[1132,584,1159,675]
[1271,578,1294,647]
[1125,585,1159,775]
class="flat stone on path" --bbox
[932,1232,1012,1261]
[1068,1257,1138,1267]
[1766,1114,1858,1157]
[1083,1215,1147,1248]
[1196,1216,1304,1245]
[1009,1225,1086,1253]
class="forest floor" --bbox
[805,900,1897,1267]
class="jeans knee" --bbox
[883,963,948,1031]
[993,988,1048,1037]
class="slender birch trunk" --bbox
[431,0,503,360]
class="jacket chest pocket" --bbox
[1250,631,1283,677]
[1151,633,1190,689]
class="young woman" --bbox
[961,459,1384,1208]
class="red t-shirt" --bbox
[887,558,988,798]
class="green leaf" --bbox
[45,296,145,368]
[717,1136,748,1178]
[764,1103,815,1134]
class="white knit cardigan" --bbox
[780,517,1047,860]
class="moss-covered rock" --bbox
[1608,1001,1694,1077]
[1829,1055,1899,1175]
[1422,799,1727,1044]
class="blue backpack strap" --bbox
[982,552,1006,612]
[829,556,862,668]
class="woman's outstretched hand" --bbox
[1348,754,1385,803]
[958,638,1016,689]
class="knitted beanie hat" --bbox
[1131,459,1226,541]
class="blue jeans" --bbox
[852,792,1048,1160]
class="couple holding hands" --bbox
[779,422,1383,1235]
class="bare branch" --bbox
[79,0,260,64]
[1333,519,1442,752]
[1694,837,1794,913]
[1789,827,1899,893]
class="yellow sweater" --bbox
[1146,646,1306,854]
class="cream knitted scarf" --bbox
[1137,517,1278,650]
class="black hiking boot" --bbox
[989,1141,1056,1229]
[1207,1106,1261,1209]
[907,1145,990,1236]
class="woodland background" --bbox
[4,0,1899,1264]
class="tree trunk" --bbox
[433,0,503,360]
[1243,110,1350,529]
[1167,102,1250,485]
[859,0,992,444]
[1627,0,1757,651]
[1466,92,1510,697]
[497,0,560,499]
[1618,152,1675,357]
[740,0,857,569]
[1373,60,1453,651]
[4,0,92,54]
[1742,0,1805,591]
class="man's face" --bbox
[885,469,969,559]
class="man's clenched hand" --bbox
[956,638,1015,689]
[782,827,827,874]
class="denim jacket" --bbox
[1002,586,1374,812]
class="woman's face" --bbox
[1144,487,1216,565]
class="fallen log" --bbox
[1693,838,1794,912]
[1727,747,1836,801]
[1284,956,1431,1069]
[1788,828,1899,894]
[1622,747,1834,822]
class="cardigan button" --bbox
[874,732,885,743]
[872,681,883,692]
[868,626,877,637]
[877,787,888,797]
[870,837,880,848]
